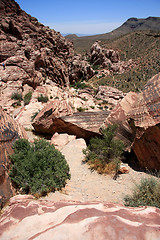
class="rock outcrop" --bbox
[0,195,160,240]
[89,41,134,74]
[103,72,160,170]
[68,54,94,83]
[95,86,125,106]
[32,98,109,139]
[103,91,139,149]
[128,72,160,169]
[0,107,27,207]
[0,0,73,87]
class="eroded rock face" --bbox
[0,107,27,207]
[0,195,160,240]
[128,72,160,169]
[0,0,74,88]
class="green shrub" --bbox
[31,110,40,121]
[9,139,70,196]
[24,91,32,105]
[12,100,21,107]
[37,94,49,103]
[71,81,90,89]
[11,92,23,101]
[124,178,160,208]
[77,107,85,112]
[83,124,124,174]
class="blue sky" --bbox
[16,0,160,35]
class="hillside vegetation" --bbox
[89,31,160,92]
[72,30,160,92]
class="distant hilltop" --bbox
[65,17,160,40]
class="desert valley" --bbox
[0,0,160,239]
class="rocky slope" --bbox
[0,0,94,114]
[0,195,160,240]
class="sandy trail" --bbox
[41,138,157,203]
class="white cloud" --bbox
[44,20,122,35]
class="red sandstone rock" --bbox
[32,99,74,134]
[96,86,125,106]
[32,98,109,139]
[128,72,160,169]
[68,54,94,83]
[0,107,27,207]
[51,133,76,150]
[103,92,139,149]
[0,195,160,240]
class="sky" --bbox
[16,0,160,35]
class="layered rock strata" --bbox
[128,72,160,169]
[33,99,109,139]
[0,195,160,240]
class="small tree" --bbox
[83,124,124,174]
[9,139,70,196]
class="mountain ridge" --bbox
[65,16,160,40]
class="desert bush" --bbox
[24,91,32,105]
[11,92,23,101]
[124,178,160,208]
[31,110,40,121]
[37,94,48,103]
[9,139,70,196]
[11,100,21,107]
[77,107,85,112]
[71,81,91,89]
[83,124,124,174]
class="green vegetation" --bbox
[72,31,160,92]
[11,92,23,101]
[70,81,92,89]
[124,178,160,208]
[12,100,21,108]
[9,139,70,196]
[31,110,40,121]
[37,94,49,103]
[83,124,124,174]
[77,107,86,112]
[24,91,32,105]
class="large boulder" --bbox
[103,91,139,149]
[0,107,27,207]
[0,195,160,240]
[32,99,109,140]
[128,72,160,169]
[103,72,160,170]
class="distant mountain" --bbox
[64,34,78,39]
[65,17,160,41]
